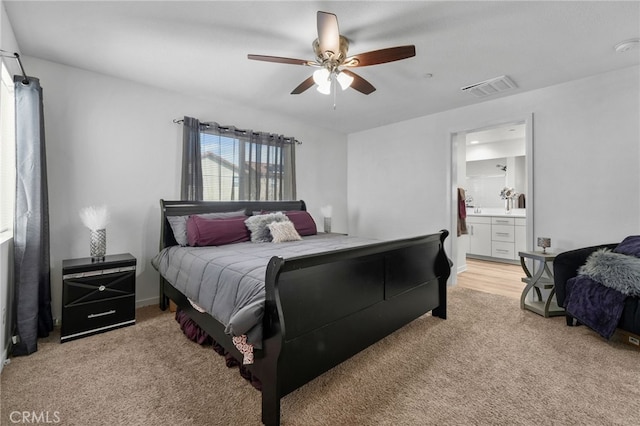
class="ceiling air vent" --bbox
[461,75,517,98]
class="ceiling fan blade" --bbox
[291,76,315,95]
[317,11,340,55]
[341,70,376,95]
[345,45,416,67]
[248,54,311,66]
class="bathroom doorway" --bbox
[449,115,534,286]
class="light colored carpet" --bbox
[2,287,639,426]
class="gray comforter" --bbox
[151,234,378,348]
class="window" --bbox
[201,133,240,201]
[200,127,296,201]
[0,62,15,239]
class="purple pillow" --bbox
[167,209,246,246]
[186,215,250,247]
[284,211,317,236]
[613,235,640,258]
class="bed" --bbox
[153,199,451,425]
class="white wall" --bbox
[348,65,640,274]
[22,56,348,322]
[454,132,468,275]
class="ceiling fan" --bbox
[247,11,416,95]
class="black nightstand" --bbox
[61,253,136,343]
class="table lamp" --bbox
[537,237,551,253]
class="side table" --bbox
[519,250,564,318]
[61,253,136,342]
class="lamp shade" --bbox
[316,81,331,94]
[313,68,332,95]
[537,237,551,253]
[313,68,330,85]
[336,71,354,90]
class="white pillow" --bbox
[268,221,302,243]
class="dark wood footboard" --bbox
[256,230,450,425]
[156,200,451,425]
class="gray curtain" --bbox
[180,116,203,200]
[12,76,53,356]
[245,131,296,201]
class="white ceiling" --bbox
[4,1,640,134]
[466,122,525,146]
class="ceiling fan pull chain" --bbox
[333,79,337,110]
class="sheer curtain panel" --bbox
[12,76,53,356]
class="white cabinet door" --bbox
[468,222,492,256]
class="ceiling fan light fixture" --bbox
[336,71,354,90]
[313,68,331,85]
[316,80,331,95]
[313,68,332,95]
[248,11,415,96]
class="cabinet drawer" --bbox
[466,216,491,224]
[492,241,515,259]
[492,224,515,242]
[492,217,514,226]
[63,270,135,305]
[61,295,135,342]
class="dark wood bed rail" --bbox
[156,199,450,425]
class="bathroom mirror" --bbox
[465,123,526,209]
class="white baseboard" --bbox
[136,296,159,309]
[1,346,7,374]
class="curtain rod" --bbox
[173,118,302,145]
[0,50,29,85]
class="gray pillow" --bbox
[168,209,246,246]
[244,212,289,242]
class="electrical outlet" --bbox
[54,317,60,327]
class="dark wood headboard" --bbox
[159,199,307,250]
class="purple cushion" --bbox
[284,211,317,236]
[613,236,640,258]
[186,216,250,247]
[168,209,246,246]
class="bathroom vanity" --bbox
[466,208,526,263]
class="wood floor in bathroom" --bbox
[457,258,526,300]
